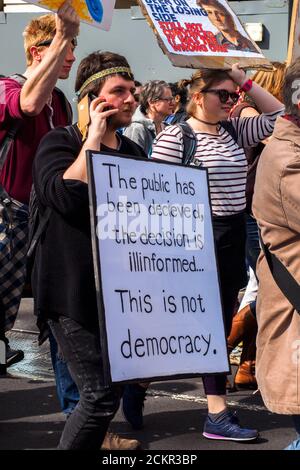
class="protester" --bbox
[0,0,79,367]
[148,64,284,441]
[227,61,286,390]
[133,80,143,109]
[32,50,146,449]
[197,0,258,53]
[253,59,300,450]
[124,80,174,156]
[165,81,189,124]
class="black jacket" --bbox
[32,125,146,330]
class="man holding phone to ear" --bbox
[0,1,79,367]
[31,51,146,449]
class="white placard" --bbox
[137,0,271,69]
[88,153,229,383]
[140,0,261,57]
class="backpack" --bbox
[177,120,238,166]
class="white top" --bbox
[151,109,284,216]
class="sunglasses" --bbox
[202,89,240,104]
[36,37,78,48]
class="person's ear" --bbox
[193,91,204,107]
[297,101,300,112]
[147,100,156,112]
[175,94,181,104]
[29,46,42,63]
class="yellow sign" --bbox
[24,0,116,30]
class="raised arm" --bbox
[20,0,79,116]
[228,64,284,114]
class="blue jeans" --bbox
[285,416,300,450]
[48,316,120,449]
[49,330,79,416]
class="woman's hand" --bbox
[228,63,247,87]
[86,96,119,145]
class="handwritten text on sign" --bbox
[91,155,229,382]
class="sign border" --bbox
[87,150,230,386]
[136,0,272,70]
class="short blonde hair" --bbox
[23,14,56,66]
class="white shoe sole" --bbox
[203,432,258,441]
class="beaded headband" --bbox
[77,66,133,96]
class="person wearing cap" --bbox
[0,1,79,368]
[31,50,146,449]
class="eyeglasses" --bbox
[158,97,175,103]
[36,37,78,48]
[202,89,240,104]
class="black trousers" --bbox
[202,212,247,396]
[48,316,120,449]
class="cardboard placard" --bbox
[138,0,272,70]
[87,152,229,385]
[22,0,116,30]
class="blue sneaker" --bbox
[122,384,146,430]
[203,411,258,442]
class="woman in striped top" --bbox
[151,64,284,442]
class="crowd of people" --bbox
[1,0,300,451]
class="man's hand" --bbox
[56,0,80,42]
[87,96,119,144]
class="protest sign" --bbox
[87,152,229,384]
[287,0,300,64]
[22,0,116,30]
[137,0,272,70]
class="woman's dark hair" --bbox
[75,50,134,102]
[169,81,188,106]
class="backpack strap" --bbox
[9,74,27,86]
[219,120,238,142]
[259,230,300,314]
[0,75,27,174]
[54,87,73,125]
[176,121,197,166]
[65,124,83,147]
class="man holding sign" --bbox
[31,50,145,449]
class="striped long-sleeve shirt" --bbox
[151,109,284,216]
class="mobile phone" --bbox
[77,93,91,137]
[77,93,115,137]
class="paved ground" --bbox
[0,299,296,451]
